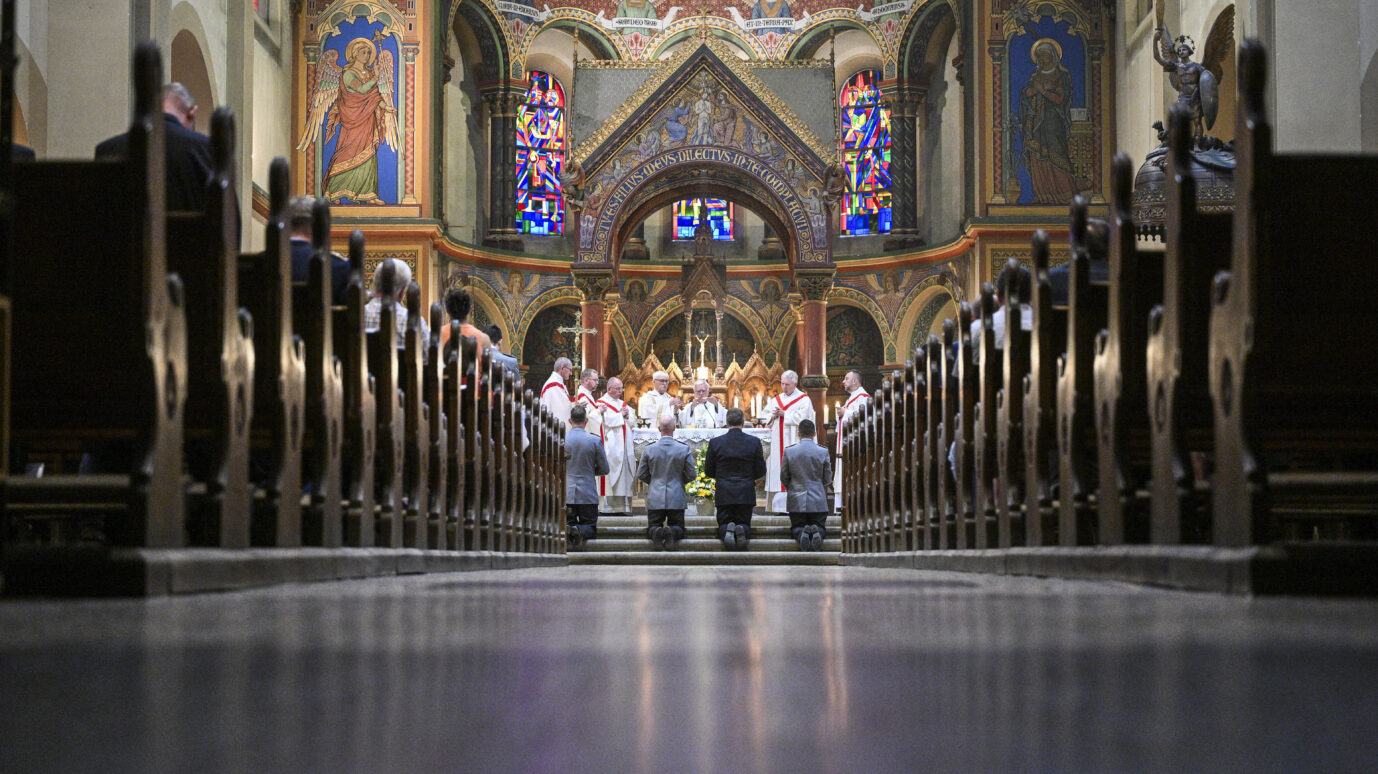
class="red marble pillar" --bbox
[795,271,835,443]
[572,270,613,376]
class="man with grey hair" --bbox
[541,357,574,425]
[678,379,725,428]
[363,258,429,348]
[96,82,215,213]
[637,414,696,549]
[638,370,682,424]
[575,368,602,437]
[287,196,350,303]
[597,376,636,514]
[762,369,815,513]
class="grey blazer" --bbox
[491,348,520,375]
[637,436,696,510]
[565,427,610,505]
[781,438,833,514]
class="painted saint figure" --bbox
[300,34,401,204]
[751,0,792,36]
[1018,38,1083,205]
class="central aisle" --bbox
[3,566,1378,772]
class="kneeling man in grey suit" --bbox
[781,419,832,551]
[636,414,697,549]
[565,403,609,549]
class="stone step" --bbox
[569,551,840,566]
[579,537,842,552]
[594,515,842,530]
[591,526,815,541]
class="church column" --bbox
[794,270,834,439]
[483,84,523,252]
[884,86,926,251]
[572,269,613,375]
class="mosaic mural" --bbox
[522,303,583,373]
[826,306,885,370]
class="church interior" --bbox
[4,0,1378,770]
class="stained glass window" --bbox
[516,71,565,236]
[673,198,734,241]
[839,70,892,236]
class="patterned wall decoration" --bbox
[298,0,418,206]
[522,303,583,375]
[731,277,792,338]
[618,276,678,335]
[992,0,1109,208]
[363,250,421,289]
[988,247,1069,279]
[908,291,955,352]
[826,306,885,372]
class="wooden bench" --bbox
[424,304,448,550]
[973,284,1002,548]
[951,304,978,548]
[366,265,404,548]
[921,333,946,550]
[441,323,466,550]
[400,282,429,549]
[332,232,376,546]
[998,263,1033,546]
[165,108,253,548]
[1022,232,1067,547]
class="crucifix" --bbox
[694,330,712,371]
[557,322,599,370]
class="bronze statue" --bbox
[1153,0,1232,140]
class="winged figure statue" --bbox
[298,32,401,204]
[1153,1,1233,140]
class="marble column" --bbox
[794,271,834,441]
[622,223,649,261]
[885,87,926,251]
[483,85,523,251]
[572,270,613,375]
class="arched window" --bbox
[673,198,734,241]
[839,69,892,236]
[516,71,565,236]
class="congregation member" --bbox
[541,357,573,425]
[96,83,214,213]
[762,370,814,513]
[487,324,519,375]
[438,287,491,352]
[574,369,602,437]
[678,379,725,428]
[705,407,766,550]
[638,371,681,425]
[834,370,871,511]
[781,419,832,551]
[286,196,350,303]
[637,415,696,550]
[969,263,1033,360]
[364,258,429,347]
[564,404,609,549]
[597,377,636,516]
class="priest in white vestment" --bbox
[678,379,725,429]
[540,357,574,426]
[574,368,602,438]
[834,370,871,511]
[638,370,681,425]
[763,370,815,513]
[597,376,635,514]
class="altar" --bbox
[628,426,773,506]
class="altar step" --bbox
[571,513,842,566]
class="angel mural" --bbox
[1153,0,1231,140]
[299,31,400,205]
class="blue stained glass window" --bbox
[839,69,892,236]
[516,71,565,236]
[673,198,734,241]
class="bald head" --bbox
[658,414,677,435]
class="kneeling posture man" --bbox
[565,403,609,549]
[781,419,832,551]
[636,415,696,549]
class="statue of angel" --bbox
[1152,1,1231,141]
[561,159,587,212]
[298,33,400,204]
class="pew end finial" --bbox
[210,108,235,181]
[310,198,331,252]
[1032,230,1051,273]
[1239,38,1268,125]
[133,42,162,127]
[1111,153,1134,220]
[268,158,289,222]
[405,282,422,331]
[980,282,997,322]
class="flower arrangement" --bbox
[684,444,715,501]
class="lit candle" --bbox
[734,395,739,409]
[823,403,829,425]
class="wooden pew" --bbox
[1147,106,1231,544]
[240,159,305,546]
[293,199,344,547]
[1055,198,1109,546]
[400,282,428,549]
[165,108,253,548]
[442,323,466,550]
[882,374,899,551]
[1023,232,1066,547]
[333,232,376,546]
[973,284,1001,548]
[520,387,536,553]
[899,359,920,551]
[1093,155,1163,545]
[366,263,405,548]
[1209,41,1378,547]
[503,369,522,552]
[951,304,978,548]
[840,409,854,552]
[425,304,448,550]
[5,44,188,556]
[921,333,945,550]
[460,335,485,550]
[907,350,928,551]
[998,263,1033,546]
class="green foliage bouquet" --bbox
[684,444,715,501]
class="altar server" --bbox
[598,377,636,515]
[763,370,815,513]
[678,379,726,429]
[638,370,681,424]
[541,357,573,426]
[835,370,871,511]
[574,368,602,438]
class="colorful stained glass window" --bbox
[673,198,734,241]
[516,71,565,236]
[839,70,892,236]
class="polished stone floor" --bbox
[3,566,1378,773]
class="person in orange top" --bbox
[439,287,492,352]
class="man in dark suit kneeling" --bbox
[705,407,766,550]
[781,419,832,551]
[637,414,696,549]
[565,403,609,549]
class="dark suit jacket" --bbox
[96,113,215,213]
[705,427,766,506]
[290,238,352,304]
[1048,259,1109,307]
[10,143,34,161]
